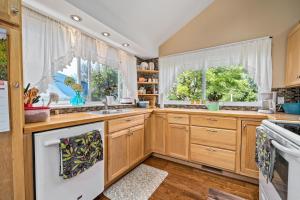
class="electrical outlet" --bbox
[277,96,285,104]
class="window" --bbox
[39,57,121,105]
[167,65,258,104]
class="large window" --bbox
[39,57,121,105]
[168,65,258,103]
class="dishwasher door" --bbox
[34,122,104,200]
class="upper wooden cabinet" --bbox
[153,113,167,154]
[167,124,189,160]
[240,120,260,178]
[285,23,300,87]
[0,0,21,26]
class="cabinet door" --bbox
[129,125,144,165]
[167,124,189,160]
[107,129,130,181]
[285,24,300,87]
[0,0,20,25]
[153,113,167,154]
[144,113,152,155]
[240,120,260,178]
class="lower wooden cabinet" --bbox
[153,113,167,154]
[107,129,130,181]
[167,124,189,160]
[190,144,236,171]
[144,113,152,155]
[129,125,144,165]
[107,125,145,182]
[240,120,260,178]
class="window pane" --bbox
[206,66,257,102]
[90,63,119,102]
[168,70,202,101]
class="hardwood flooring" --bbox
[98,156,259,200]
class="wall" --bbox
[159,0,300,88]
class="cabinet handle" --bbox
[207,129,217,133]
[207,118,217,121]
[11,7,19,15]
[125,119,132,122]
[206,148,216,152]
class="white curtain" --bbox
[159,37,272,99]
[22,7,137,99]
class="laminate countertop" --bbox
[23,108,300,134]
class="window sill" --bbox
[49,102,134,109]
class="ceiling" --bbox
[23,0,214,58]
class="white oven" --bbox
[258,120,300,200]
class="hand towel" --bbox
[59,130,103,179]
[255,127,276,182]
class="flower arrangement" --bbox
[64,76,85,106]
[24,83,41,107]
[206,91,223,111]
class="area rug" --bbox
[208,188,246,200]
[103,164,168,200]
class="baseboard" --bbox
[152,153,258,185]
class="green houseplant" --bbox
[207,91,223,111]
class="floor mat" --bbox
[104,164,168,200]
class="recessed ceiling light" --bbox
[70,15,82,22]
[102,32,111,37]
[122,43,130,47]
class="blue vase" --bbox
[70,91,85,106]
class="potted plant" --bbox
[207,91,223,111]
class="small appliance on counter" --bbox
[120,97,134,104]
[282,102,300,115]
[258,92,277,114]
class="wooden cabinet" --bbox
[108,114,144,133]
[167,124,189,160]
[240,120,260,178]
[190,115,237,130]
[129,125,144,165]
[107,129,130,181]
[107,124,145,182]
[285,23,300,87]
[0,0,20,25]
[190,144,236,171]
[153,113,167,154]
[190,126,236,150]
[144,113,152,155]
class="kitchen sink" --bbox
[89,109,130,115]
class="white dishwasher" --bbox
[34,122,104,200]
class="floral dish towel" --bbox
[59,130,103,179]
[255,127,276,182]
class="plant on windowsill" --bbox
[207,91,223,111]
[64,76,85,106]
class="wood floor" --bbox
[99,156,259,200]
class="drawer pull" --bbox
[207,118,218,121]
[207,148,216,152]
[207,129,217,133]
[125,119,132,122]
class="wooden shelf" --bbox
[137,82,158,85]
[138,94,158,96]
[137,69,159,74]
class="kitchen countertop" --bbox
[23,108,300,134]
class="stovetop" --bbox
[273,122,300,136]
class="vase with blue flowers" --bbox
[64,76,85,106]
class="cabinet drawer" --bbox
[190,115,237,130]
[190,126,236,150]
[190,144,235,171]
[108,115,144,133]
[168,114,189,125]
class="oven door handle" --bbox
[271,140,300,157]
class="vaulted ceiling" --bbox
[23,0,214,58]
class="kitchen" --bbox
[1,0,300,200]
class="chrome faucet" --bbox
[102,96,108,110]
